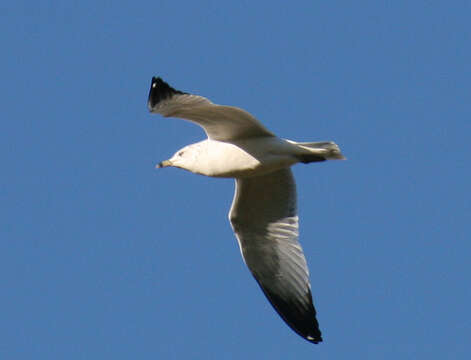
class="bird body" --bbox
[158,137,340,178]
[148,77,344,344]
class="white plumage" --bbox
[148,77,344,343]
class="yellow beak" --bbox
[156,160,173,168]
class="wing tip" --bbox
[306,333,323,344]
[147,77,186,112]
[256,282,323,344]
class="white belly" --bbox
[191,138,299,178]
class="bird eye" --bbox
[178,151,184,157]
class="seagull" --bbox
[148,77,344,344]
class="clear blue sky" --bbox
[2,1,470,359]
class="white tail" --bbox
[287,140,346,162]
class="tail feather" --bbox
[287,140,346,162]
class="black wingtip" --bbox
[147,77,186,111]
[258,285,323,344]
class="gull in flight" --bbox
[148,77,344,344]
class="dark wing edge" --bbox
[255,278,323,344]
[147,77,187,111]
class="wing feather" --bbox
[228,168,322,343]
[147,77,275,141]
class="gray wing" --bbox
[228,168,322,344]
[147,77,275,141]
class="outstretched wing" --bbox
[147,77,275,141]
[228,168,322,344]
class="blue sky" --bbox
[2,1,470,359]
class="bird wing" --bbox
[228,168,322,344]
[147,77,275,142]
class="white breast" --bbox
[190,138,299,178]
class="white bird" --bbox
[148,77,344,344]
